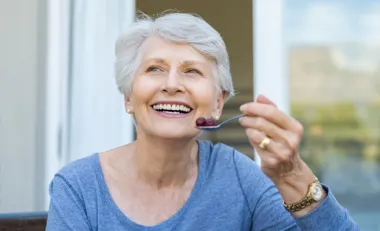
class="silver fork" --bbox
[196,114,244,131]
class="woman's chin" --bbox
[149,129,199,141]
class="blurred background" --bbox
[0,0,379,229]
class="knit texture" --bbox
[46,140,359,231]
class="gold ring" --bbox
[259,137,271,150]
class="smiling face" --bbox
[125,36,226,139]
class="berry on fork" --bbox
[195,117,216,127]
[205,118,216,126]
[195,117,207,126]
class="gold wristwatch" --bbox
[283,177,324,213]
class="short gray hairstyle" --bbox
[114,12,235,100]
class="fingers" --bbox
[240,115,302,152]
[245,128,292,163]
[242,95,304,179]
[256,94,277,107]
[240,95,304,156]
[239,116,288,142]
[245,128,274,151]
[247,130,292,160]
[240,102,294,131]
[245,128,285,154]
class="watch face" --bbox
[312,184,324,201]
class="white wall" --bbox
[67,0,135,162]
[0,0,47,212]
[0,0,136,213]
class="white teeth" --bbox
[152,103,191,113]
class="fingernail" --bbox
[240,104,247,112]
[256,94,266,101]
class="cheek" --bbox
[190,81,218,109]
[131,77,158,104]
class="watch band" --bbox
[283,177,320,213]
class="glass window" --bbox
[285,1,380,229]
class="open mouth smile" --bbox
[151,103,193,115]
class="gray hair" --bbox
[114,12,235,100]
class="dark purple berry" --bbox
[196,117,207,126]
[205,118,216,126]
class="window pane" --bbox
[285,1,380,229]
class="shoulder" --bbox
[54,153,99,181]
[49,153,100,198]
[47,155,101,230]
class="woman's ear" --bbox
[124,94,134,114]
[213,91,228,120]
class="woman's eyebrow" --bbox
[144,58,167,64]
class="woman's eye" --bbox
[147,66,162,72]
[185,69,201,74]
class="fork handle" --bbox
[221,114,244,125]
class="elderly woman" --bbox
[46,12,359,230]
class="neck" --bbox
[129,135,199,188]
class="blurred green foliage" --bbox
[291,101,380,175]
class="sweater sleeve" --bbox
[46,174,92,231]
[233,150,359,231]
[293,185,360,230]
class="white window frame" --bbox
[44,0,71,209]
[44,0,136,209]
[253,1,289,165]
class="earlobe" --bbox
[127,108,134,114]
[124,94,134,114]
[212,115,220,121]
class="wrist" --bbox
[275,160,327,216]
[290,187,326,217]
[283,177,326,216]
[276,160,315,202]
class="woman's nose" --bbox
[161,71,185,95]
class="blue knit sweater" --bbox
[46,140,359,230]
